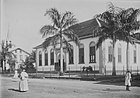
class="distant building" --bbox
[10,48,30,69]
[34,18,140,74]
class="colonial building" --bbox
[34,18,140,74]
[10,48,30,69]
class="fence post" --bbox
[80,66,82,77]
[69,66,70,78]
[42,67,45,78]
[105,65,106,76]
[50,67,51,77]
[94,65,95,78]
[86,67,88,76]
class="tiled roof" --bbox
[34,18,102,49]
[70,18,99,37]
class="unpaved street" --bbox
[0,76,140,98]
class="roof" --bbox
[70,18,100,37]
[34,18,103,49]
[10,48,31,55]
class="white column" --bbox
[36,49,39,69]
[48,48,50,66]
[42,50,45,66]
[54,49,56,63]
[84,42,89,65]
[66,52,69,70]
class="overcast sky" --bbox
[1,0,140,52]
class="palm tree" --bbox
[40,8,79,75]
[117,8,140,71]
[94,3,122,75]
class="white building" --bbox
[10,48,30,69]
[34,18,140,74]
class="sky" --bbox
[1,0,140,53]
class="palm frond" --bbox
[40,25,58,38]
[61,11,72,25]
[63,29,80,46]
[62,37,73,54]
[61,12,77,29]
[44,8,61,28]
[42,34,60,48]
[96,35,108,49]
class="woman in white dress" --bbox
[125,71,132,91]
[19,69,29,92]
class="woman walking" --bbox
[125,71,132,91]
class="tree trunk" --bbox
[60,31,63,75]
[1,59,4,74]
[112,40,116,76]
[126,42,129,71]
[4,60,6,73]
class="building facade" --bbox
[10,48,30,69]
[34,18,140,74]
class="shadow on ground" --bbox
[94,75,140,87]
[8,88,21,92]
[103,88,126,92]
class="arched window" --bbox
[79,44,84,64]
[134,46,137,63]
[39,51,42,66]
[89,42,96,63]
[45,50,48,66]
[50,49,54,65]
[118,44,122,63]
[108,46,113,62]
[69,46,74,64]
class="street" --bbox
[0,76,140,98]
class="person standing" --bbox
[19,69,29,92]
[125,71,132,91]
[13,70,19,79]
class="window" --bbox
[69,47,74,64]
[45,50,48,66]
[79,44,84,64]
[89,42,96,63]
[20,55,23,60]
[134,49,137,63]
[118,45,122,63]
[50,49,54,65]
[39,51,42,66]
[108,46,113,62]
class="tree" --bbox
[94,3,122,76]
[40,8,79,75]
[24,51,36,72]
[0,40,14,73]
[117,8,140,71]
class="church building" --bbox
[34,18,140,74]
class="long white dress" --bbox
[125,72,131,86]
[13,70,19,79]
[19,71,29,91]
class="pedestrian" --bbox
[125,70,132,91]
[19,69,29,92]
[13,70,19,79]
